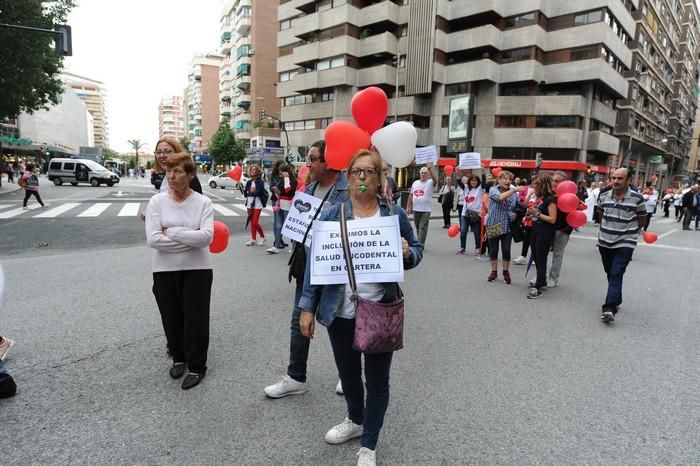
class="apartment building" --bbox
[158,96,185,142]
[219,0,281,158]
[183,54,223,155]
[615,0,700,188]
[63,72,109,149]
[277,0,700,186]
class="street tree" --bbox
[209,119,245,168]
[102,148,121,160]
[179,136,192,153]
[0,0,77,120]
[127,139,145,169]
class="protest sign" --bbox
[281,191,323,246]
[458,152,481,169]
[310,215,404,285]
[415,145,438,165]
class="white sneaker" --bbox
[325,417,362,444]
[356,447,376,466]
[245,239,255,246]
[513,256,527,265]
[266,246,280,254]
[264,375,307,399]
[547,280,558,288]
[257,237,266,246]
[336,379,344,395]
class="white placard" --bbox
[458,152,481,169]
[281,191,323,246]
[310,215,404,285]
[415,145,438,165]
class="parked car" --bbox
[207,172,250,190]
[48,158,120,187]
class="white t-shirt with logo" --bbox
[410,179,434,212]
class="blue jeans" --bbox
[273,209,284,248]
[0,359,8,375]
[328,317,393,450]
[460,214,481,250]
[598,246,634,313]
[287,279,310,382]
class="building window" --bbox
[445,83,469,96]
[317,56,345,70]
[570,45,600,61]
[495,116,527,128]
[279,70,298,82]
[320,118,332,129]
[280,19,292,31]
[500,83,530,96]
[320,91,335,101]
[504,12,536,29]
[305,120,316,130]
[501,47,532,63]
[284,94,312,106]
[574,9,603,26]
[535,116,579,128]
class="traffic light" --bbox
[535,152,543,168]
[259,108,266,121]
[54,24,72,57]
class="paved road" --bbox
[2,188,699,464]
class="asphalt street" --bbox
[1,184,699,465]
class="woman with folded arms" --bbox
[146,152,213,390]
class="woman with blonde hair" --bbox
[150,137,202,194]
[299,149,423,466]
[525,173,558,299]
[485,170,526,284]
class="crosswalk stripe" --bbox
[117,203,140,216]
[0,205,15,211]
[229,204,249,215]
[78,203,112,217]
[212,204,240,216]
[0,204,41,218]
[33,202,81,218]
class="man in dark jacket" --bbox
[681,186,697,230]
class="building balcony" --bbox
[357,0,401,27]
[281,101,334,122]
[499,60,545,84]
[388,96,432,118]
[357,32,398,58]
[440,24,502,53]
[236,95,251,110]
[544,59,629,99]
[288,129,325,148]
[194,113,202,120]
[441,59,500,84]
[220,39,232,55]
[236,15,251,35]
[357,64,395,87]
[236,74,251,91]
[587,131,620,154]
[290,67,357,93]
[590,101,617,128]
[493,128,583,149]
[495,96,587,116]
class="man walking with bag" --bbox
[263,141,349,398]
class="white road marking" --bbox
[230,204,249,215]
[204,190,226,201]
[0,204,14,211]
[0,204,41,218]
[77,203,112,217]
[117,203,140,216]
[657,229,678,239]
[212,204,239,216]
[570,234,700,253]
[34,203,81,218]
[655,218,675,224]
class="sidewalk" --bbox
[0,174,20,195]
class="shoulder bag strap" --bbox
[299,185,334,246]
[339,203,357,296]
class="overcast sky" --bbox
[65,0,222,153]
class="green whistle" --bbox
[360,184,367,192]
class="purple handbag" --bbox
[339,204,404,354]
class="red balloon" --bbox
[643,231,658,244]
[325,121,371,171]
[351,86,389,135]
[448,224,460,237]
[491,167,502,177]
[210,220,230,254]
[556,180,577,196]
[228,166,242,182]
[298,164,309,182]
[577,201,587,211]
[557,193,579,213]
[566,210,587,228]
[444,165,455,175]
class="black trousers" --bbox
[530,229,555,289]
[23,190,44,207]
[152,269,213,373]
[441,202,452,227]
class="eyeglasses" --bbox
[349,167,378,177]
[307,156,323,164]
[155,150,173,155]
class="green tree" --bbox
[179,136,192,153]
[127,139,145,168]
[102,147,121,160]
[209,119,245,167]
[0,0,77,119]
[146,160,152,170]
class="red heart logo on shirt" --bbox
[414,189,424,197]
[466,196,475,203]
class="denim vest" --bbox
[297,197,423,327]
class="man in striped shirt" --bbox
[594,168,647,323]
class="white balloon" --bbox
[371,121,417,168]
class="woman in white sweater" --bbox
[145,152,214,390]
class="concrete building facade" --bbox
[184,54,223,155]
[277,0,700,186]
[62,72,109,149]
[158,96,185,141]
[220,0,282,158]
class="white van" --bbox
[47,158,120,187]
